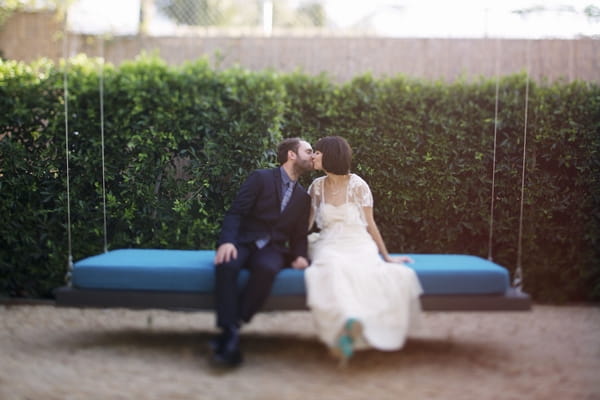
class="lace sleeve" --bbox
[349,174,373,208]
[308,176,324,215]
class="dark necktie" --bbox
[281,181,293,212]
[256,181,293,249]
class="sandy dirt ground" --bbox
[0,304,599,400]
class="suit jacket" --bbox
[217,168,311,261]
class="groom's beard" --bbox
[294,158,313,176]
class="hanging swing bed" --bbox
[54,40,531,313]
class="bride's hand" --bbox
[385,255,414,264]
[291,256,309,269]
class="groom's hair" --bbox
[315,136,352,175]
[277,137,302,165]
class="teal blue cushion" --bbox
[72,249,510,295]
[402,254,509,295]
[72,249,306,295]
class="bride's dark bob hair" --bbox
[315,136,352,175]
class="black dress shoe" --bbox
[210,327,243,367]
[209,332,224,352]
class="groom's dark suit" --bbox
[215,167,310,328]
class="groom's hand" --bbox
[291,256,309,269]
[215,243,237,264]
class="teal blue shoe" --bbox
[345,318,363,343]
[332,318,363,366]
[337,333,353,358]
[344,318,359,333]
[333,333,353,367]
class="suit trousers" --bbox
[214,242,286,328]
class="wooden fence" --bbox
[1,11,599,82]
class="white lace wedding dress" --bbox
[305,174,423,351]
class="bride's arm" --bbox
[363,206,391,260]
[363,206,413,264]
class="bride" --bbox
[305,135,423,364]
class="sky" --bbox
[67,0,599,38]
[324,0,599,38]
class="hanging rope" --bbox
[99,36,108,253]
[514,41,531,291]
[487,38,501,262]
[62,14,73,286]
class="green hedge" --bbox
[1,55,598,302]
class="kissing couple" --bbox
[211,136,422,367]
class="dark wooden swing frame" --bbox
[54,285,531,312]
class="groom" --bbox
[211,137,314,367]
